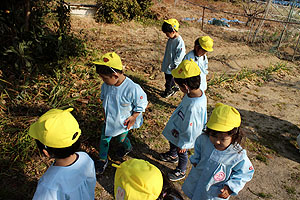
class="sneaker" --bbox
[168,168,186,181]
[95,159,108,175]
[159,153,178,163]
[161,89,176,98]
[116,146,133,158]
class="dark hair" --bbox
[35,138,81,159]
[95,64,122,75]
[157,172,184,200]
[162,22,175,33]
[194,38,206,52]
[205,127,244,148]
[174,75,201,90]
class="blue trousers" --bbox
[168,142,188,172]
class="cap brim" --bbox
[206,122,234,132]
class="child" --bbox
[28,108,96,200]
[182,103,254,199]
[159,59,207,181]
[161,18,186,98]
[93,52,148,174]
[113,158,184,200]
[184,36,213,93]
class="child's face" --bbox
[165,31,176,39]
[194,45,207,57]
[209,132,232,151]
[99,74,119,86]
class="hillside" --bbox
[1,0,300,199]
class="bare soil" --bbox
[28,0,300,199]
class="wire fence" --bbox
[177,0,300,61]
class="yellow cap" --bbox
[28,108,81,148]
[207,103,241,132]
[171,59,201,78]
[164,18,179,31]
[93,52,123,70]
[198,36,214,52]
[113,159,163,200]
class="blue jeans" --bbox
[168,142,188,172]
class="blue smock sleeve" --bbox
[189,135,203,164]
[173,40,185,68]
[132,85,148,113]
[225,154,254,196]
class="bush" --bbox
[0,0,85,80]
[95,0,157,23]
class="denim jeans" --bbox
[168,142,188,172]
[164,73,175,92]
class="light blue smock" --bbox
[184,50,209,92]
[101,77,148,137]
[182,135,254,200]
[33,152,96,200]
[161,35,186,74]
[162,93,207,149]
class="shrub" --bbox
[95,0,157,23]
[0,0,85,80]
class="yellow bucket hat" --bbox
[206,103,241,132]
[171,59,201,79]
[28,108,81,148]
[164,18,179,31]
[93,52,123,70]
[113,159,163,200]
[199,36,214,52]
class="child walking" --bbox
[93,52,148,174]
[28,108,96,200]
[160,59,207,181]
[161,18,186,98]
[182,103,254,199]
[184,36,213,93]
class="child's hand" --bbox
[123,116,136,130]
[218,185,232,199]
[124,112,140,129]
[177,148,187,153]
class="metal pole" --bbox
[201,7,205,31]
[276,0,296,50]
[292,33,300,61]
[253,0,272,42]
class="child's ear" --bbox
[112,73,119,79]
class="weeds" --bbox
[257,192,273,198]
[284,185,296,195]
[207,62,289,90]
